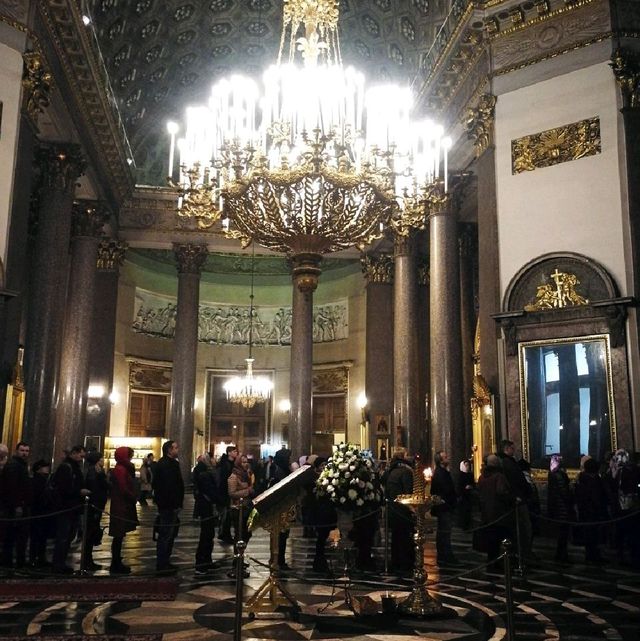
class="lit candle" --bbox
[166,121,179,179]
[424,466,433,496]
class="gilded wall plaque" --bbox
[511,116,601,174]
[524,269,589,311]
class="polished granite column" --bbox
[170,243,207,482]
[361,253,394,453]
[289,254,321,459]
[85,240,128,445]
[54,203,106,459]
[23,144,85,462]
[428,181,465,466]
[393,232,422,454]
[459,224,478,458]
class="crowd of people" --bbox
[0,438,638,578]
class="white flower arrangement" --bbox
[315,443,383,512]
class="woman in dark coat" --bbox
[477,454,515,571]
[84,451,110,570]
[575,457,608,563]
[308,457,337,573]
[108,447,139,574]
[547,454,575,564]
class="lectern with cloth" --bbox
[246,463,314,618]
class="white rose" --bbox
[349,465,356,471]
[348,489,358,500]
[327,485,334,493]
[356,498,364,506]
[345,471,351,478]
[366,482,373,489]
[340,497,346,503]
[358,480,365,488]
[339,463,347,471]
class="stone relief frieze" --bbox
[132,288,348,345]
[491,1,610,74]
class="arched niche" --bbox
[494,252,634,471]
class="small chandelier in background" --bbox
[166,0,452,251]
[223,248,273,409]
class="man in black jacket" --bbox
[52,445,89,573]
[153,440,185,572]
[497,439,533,561]
[217,445,238,544]
[431,450,459,567]
[192,452,221,574]
[1,442,31,568]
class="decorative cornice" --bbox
[37,144,86,193]
[37,0,135,204]
[97,239,128,271]
[423,180,450,217]
[173,243,208,275]
[611,48,640,110]
[464,93,497,156]
[511,116,601,174]
[393,230,414,257]
[71,201,108,238]
[360,253,394,284]
[22,51,53,129]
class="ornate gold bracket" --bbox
[360,253,394,284]
[464,93,497,156]
[611,49,640,110]
[22,51,53,130]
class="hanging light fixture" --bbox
[223,248,273,409]
[167,0,452,247]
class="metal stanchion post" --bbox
[502,539,516,641]
[79,496,90,575]
[514,502,524,576]
[233,499,245,641]
[383,499,390,575]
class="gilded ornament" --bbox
[511,116,601,174]
[312,367,348,393]
[22,51,52,128]
[173,243,208,275]
[97,240,128,271]
[38,144,86,193]
[464,93,497,156]
[360,253,394,284]
[524,269,589,311]
[71,202,108,238]
[610,49,640,110]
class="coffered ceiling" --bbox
[86,0,448,186]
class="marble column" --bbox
[393,232,422,455]
[465,94,501,434]
[85,240,128,445]
[23,144,85,463]
[54,203,106,460]
[611,51,640,419]
[459,224,478,459]
[289,253,321,459]
[361,253,394,452]
[170,243,207,482]
[428,181,465,467]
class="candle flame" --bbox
[423,467,433,481]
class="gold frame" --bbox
[518,333,617,465]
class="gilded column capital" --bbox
[71,201,108,238]
[393,229,415,257]
[38,144,86,193]
[22,51,53,129]
[360,253,394,284]
[611,49,640,110]
[425,174,471,218]
[97,239,128,271]
[464,93,497,157]
[173,243,208,275]
[290,253,323,293]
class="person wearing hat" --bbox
[84,451,109,571]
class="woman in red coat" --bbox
[109,447,139,574]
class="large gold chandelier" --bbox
[167,0,451,253]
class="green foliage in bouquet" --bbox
[314,443,383,512]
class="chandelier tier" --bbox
[168,0,452,249]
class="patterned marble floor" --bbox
[0,499,638,640]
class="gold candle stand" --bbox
[395,463,443,617]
